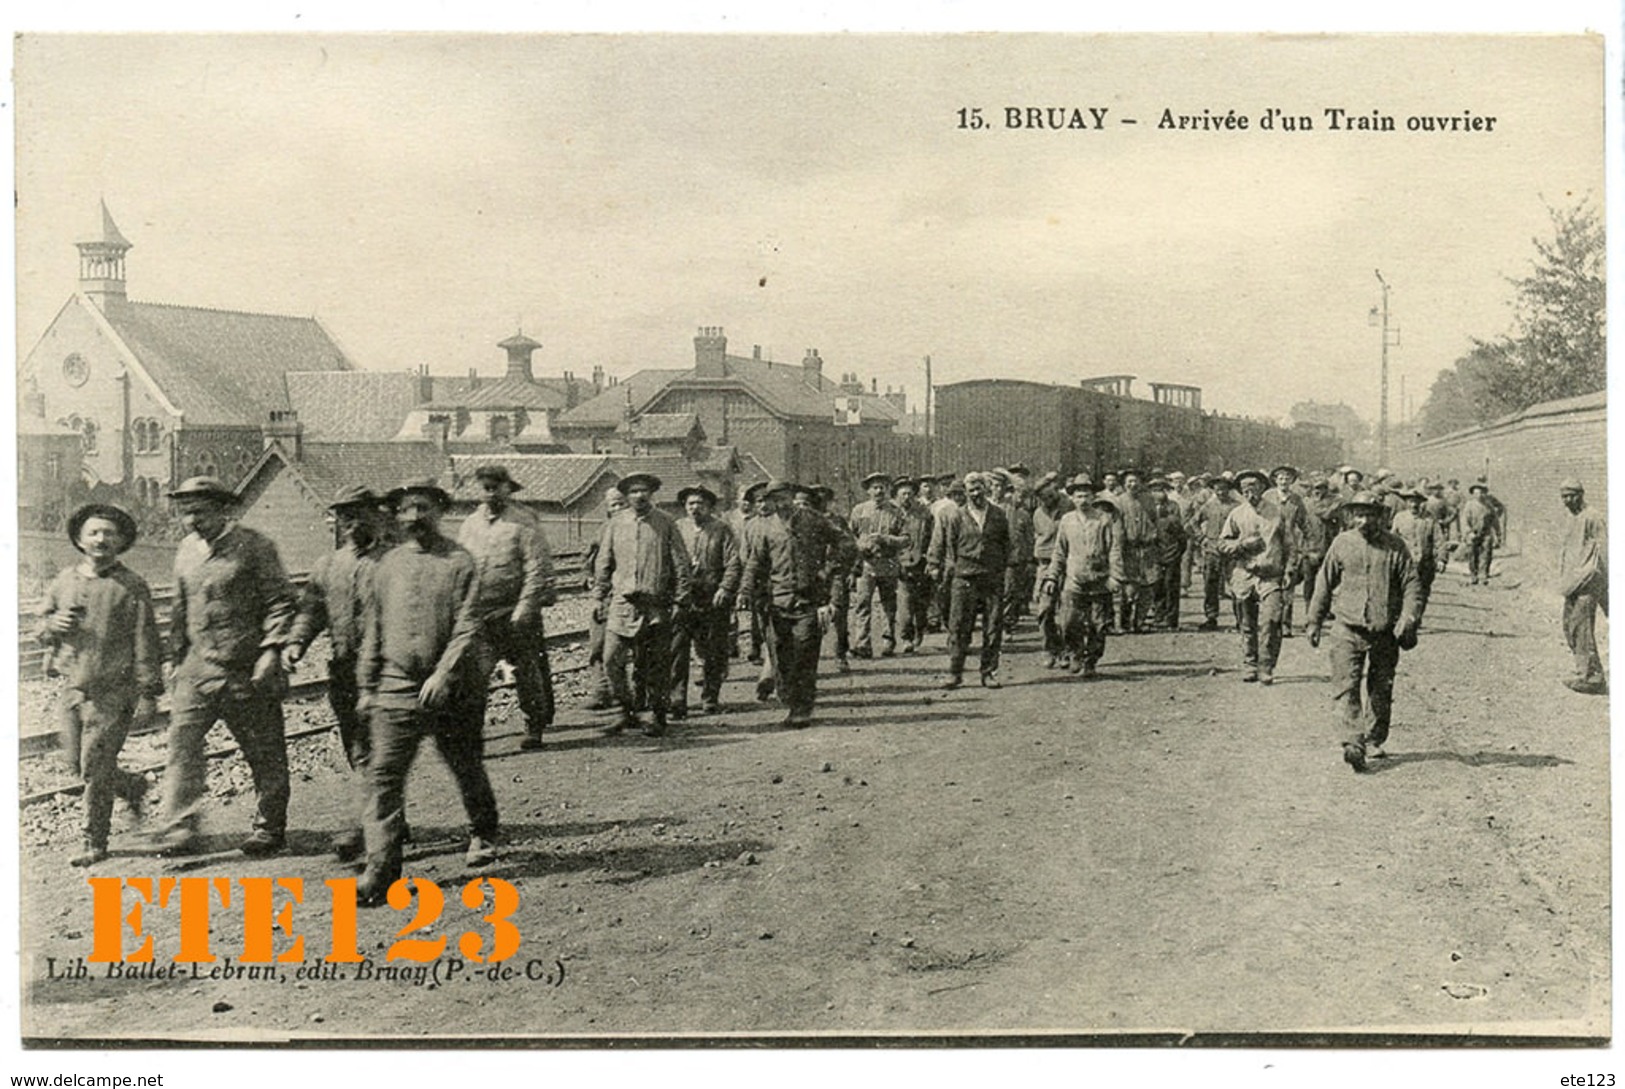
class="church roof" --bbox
[103,300,353,427]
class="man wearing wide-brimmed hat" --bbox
[286,485,386,860]
[725,482,766,665]
[1459,480,1503,586]
[1263,465,1310,635]
[1042,474,1125,677]
[582,486,630,710]
[1390,487,1446,624]
[157,476,298,858]
[1558,479,1608,695]
[892,477,936,654]
[37,502,160,866]
[739,479,849,727]
[927,471,1013,688]
[848,471,908,659]
[1306,490,1421,773]
[595,472,692,736]
[669,485,741,717]
[1146,476,1188,631]
[458,463,557,751]
[1216,469,1297,684]
[1191,473,1240,631]
[356,478,498,899]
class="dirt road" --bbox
[20,553,1609,1041]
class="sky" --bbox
[12,32,1604,429]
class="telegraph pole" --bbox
[1374,270,1392,467]
[923,354,933,474]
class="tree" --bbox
[1416,197,1604,433]
[1501,197,1606,403]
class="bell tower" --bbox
[77,199,132,311]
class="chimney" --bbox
[885,385,907,413]
[753,345,762,360]
[263,410,303,461]
[871,377,878,394]
[695,326,727,378]
[592,364,605,394]
[422,414,450,453]
[802,348,823,388]
[467,367,481,390]
[499,331,541,383]
[563,370,579,409]
[416,364,433,403]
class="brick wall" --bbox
[1393,393,1606,569]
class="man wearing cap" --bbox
[357,479,496,900]
[1264,466,1311,635]
[1030,475,1067,665]
[582,486,629,710]
[725,485,764,665]
[1191,474,1240,631]
[893,477,935,654]
[927,473,960,632]
[595,473,692,736]
[1391,488,1446,624]
[37,503,161,866]
[1307,490,1421,772]
[1217,469,1297,684]
[669,485,741,717]
[156,477,297,857]
[1460,482,1502,585]
[1043,475,1125,677]
[1147,477,1188,630]
[458,464,557,751]
[802,485,857,670]
[928,471,1013,688]
[1110,470,1159,634]
[992,470,1037,636]
[847,472,909,659]
[739,480,847,727]
[1298,476,1340,632]
[286,485,386,860]
[1558,480,1608,695]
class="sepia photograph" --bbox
[8,23,1611,1065]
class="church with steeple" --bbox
[19,201,357,530]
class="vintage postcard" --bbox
[8,26,1611,1076]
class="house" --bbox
[555,327,926,506]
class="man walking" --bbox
[1307,491,1421,772]
[1217,469,1296,684]
[670,485,741,717]
[1391,487,1445,624]
[157,477,297,857]
[1192,473,1240,631]
[893,477,935,654]
[928,471,1013,689]
[286,485,386,860]
[1558,479,1608,695]
[847,472,908,659]
[1460,482,1502,585]
[357,479,496,902]
[594,473,692,737]
[458,464,556,751]
[1042,475,1125,677]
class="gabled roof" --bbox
[428,375,567,412]
[557,369,689,429]
[622,412,702,442]
[290,441,453,503]
[693,444,742,474]
[446,454,615,506]
[285,370,426,441]
[103,300,353,427]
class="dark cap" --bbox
[473,464,523,491]
[1233,469,1270,489]
[67,502,138,554]
[1065,472,1095,494]
[167,476,238,504]
[327,484,379,511]
[1270,465,1300,481]
[386,478,452,507]
[676,485,718,507]
[616,472,662,496]
[861,472,892,489]
[1341,490,1386,513]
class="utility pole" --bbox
[1373,269,1396,467]
[923,354,933,474]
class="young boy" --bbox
[37,503,162,866]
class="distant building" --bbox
[20,202,356,528]
[556,327,924,506]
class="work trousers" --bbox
[897,570,933,648]
[767,607,822,717]
[363,694,497,882]
[162,674,288,839]
[1235,588,1286,672]
[1057,589,1112,668]
[1202,550,1226,624]
[829,575,851,660]
[605,621,674,718]
[61,689,145,848]
[669,603,731,710]
[327,654,371,838]
[587,609,613,704]
[1300,555,1324,623]
[1467,534,1496,582]
[1004,562,1036,630]
[851,573,898,654]
[930,573,951,632]
[1118,579,1152,632]
[947,573,1005,679]
[732,598,763,661]
[1154,552,1183,628]
[1326,621,1400,747]
[474,616,554,736]
[1564,590,1606,683]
